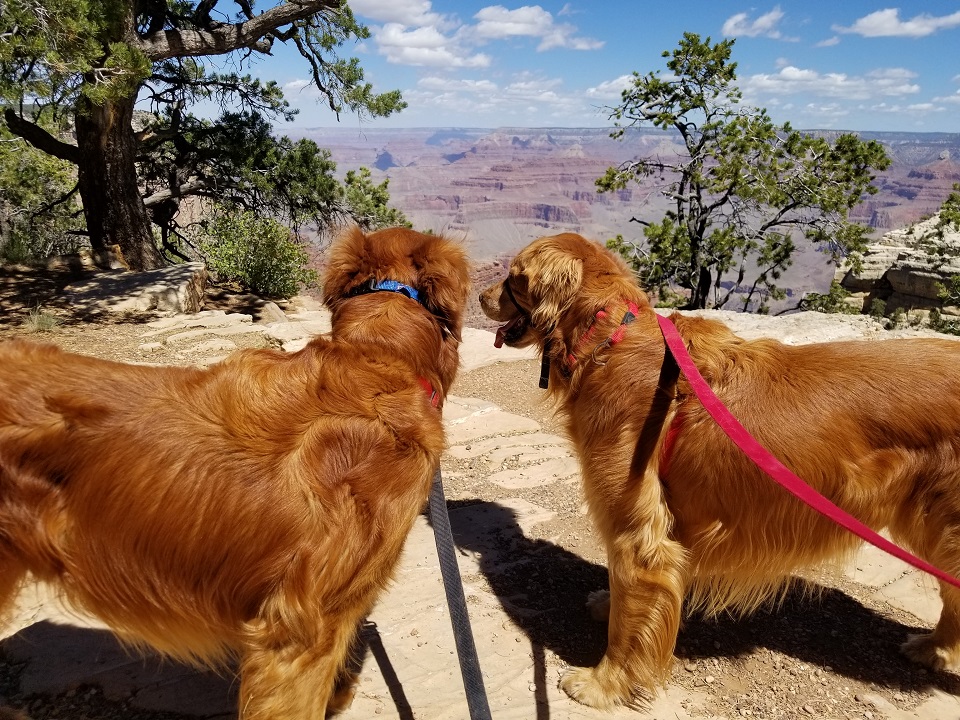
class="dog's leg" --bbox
[892,489,960,671]
[902,582,960,671]
[237,609,364,720]
[900,536,960,675]
[561,521,687,708]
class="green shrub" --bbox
[198,208,317,298]
[929,308,960,337]
[868,298,887,320]
[800,281,858,314]
[889,307,908,329]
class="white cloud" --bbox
[472,4,603,51]
[417,77,499,94]
[474,5,552,38]
[283,79,311,93]
[722,6,786,38]
[503,78,567,104]
[815,35,840,47]
[348,0,444,27]
[905,102,944,112]
[405,69,598,123]
[585,74,633,100]
[834,8,960,38]
[801,102,850,125]
[742,65,920,101]
[375,23,491,67]
[934,90,960,105]
[359,2,600,69]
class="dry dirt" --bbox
[0,273,959,720]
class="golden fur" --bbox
[0,226,469,718]
[480,232,960,709]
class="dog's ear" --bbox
[415,236,470,342]
[519,243,583,330]
[322,226,367,311]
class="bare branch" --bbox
[2,109,79,163]
[143,178,209,207]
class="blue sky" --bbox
[264,2,960,133]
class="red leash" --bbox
[657,313,960,591]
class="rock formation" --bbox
[837,212,960,318]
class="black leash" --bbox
[428,469,493,720]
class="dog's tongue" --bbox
[494,317,523,348]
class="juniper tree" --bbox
[0,0,404,270]
[600,33,890,311]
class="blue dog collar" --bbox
[347,278,423,305]
[373,279,421,303]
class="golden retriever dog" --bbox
[0,226,469,718]
[480,232,960,709]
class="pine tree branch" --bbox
[2,109,80,164]
[135,0,342,61]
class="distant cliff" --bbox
[298,126,960,262]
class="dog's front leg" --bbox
[561,487,687,709]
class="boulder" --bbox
[63,263,207,315]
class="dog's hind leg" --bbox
[237,608,364,720]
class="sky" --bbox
[261,2,960,133]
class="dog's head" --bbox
[322,226,471,394]
[323,225,470,339]
[479,233,643,349]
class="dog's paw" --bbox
[901,633,960,671]
[586,589,610,622]
[559,666,622,710]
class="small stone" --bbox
[705,675,715,684]
[803,705,815,714]
[684,662,697,672]
[528,683,536,692]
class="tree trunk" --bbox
[74,94,165,271]
[687,266,712,309]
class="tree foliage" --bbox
[0,0,406,271]
[342,167,410,230]
[599,33,891,311]
[0,116,83,262]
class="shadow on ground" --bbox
[448,498,960,697]
[0,265,278,329]
[0,621,236,718]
